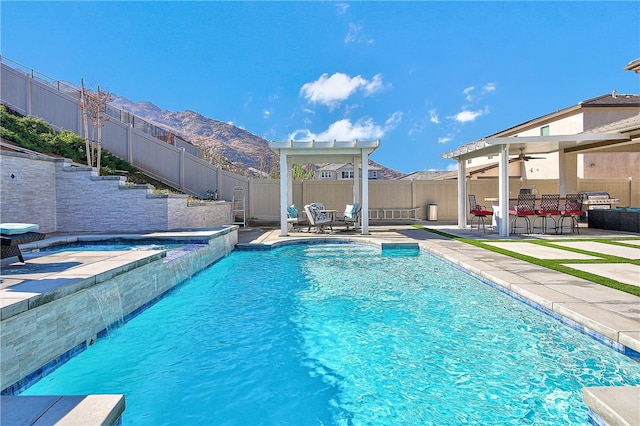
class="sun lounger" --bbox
[0,223,46,262]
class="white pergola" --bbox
[268,140,380,236]
[442,132,634,237]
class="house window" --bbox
[487,155,494,160]
[540,125,550,136]
[467,159,472,164]
[341,171,354,179]
[369,171,378,179]
[320,171,332,179]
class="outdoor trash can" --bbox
[427,204,438,221]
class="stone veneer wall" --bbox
[0,151,232,233]
[1,228,238,393]
[168,198,231,229]
[0,152,58,231]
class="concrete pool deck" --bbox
[1,223,638,425]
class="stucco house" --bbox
[316,163,382,180]
[450,92,640,181]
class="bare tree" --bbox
[82,85,113,174]
[79,79,92,166]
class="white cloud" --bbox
[446,163,458,171]
[288,114,399,142]
[451,107,488,123]
[482,82,496,94]
[345,23,361,43]
[263,110,270,119]
[336,3,349,15]
[384,111,403,132]
[300,72,385,109]
[438,136,452,144]
[461,82,496,102]
[344,21,374,45]
[429,109,440,124]
[364,74,384,95]
[463,86,475,102]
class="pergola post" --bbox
[498,144,509,237]
[353,155,360,204]
[361,149,369,234]
[457,159,467,229]
[279,149,289,237]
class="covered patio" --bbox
[442,130,637,236]
[268,139,380,236]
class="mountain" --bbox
[110,96,403,179]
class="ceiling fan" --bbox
[517,147,545,161]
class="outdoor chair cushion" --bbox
[287,205,298,218]
[0,223,40,235]
[470,207,493,216]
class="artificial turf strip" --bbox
[411,225,640,297]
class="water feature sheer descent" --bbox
[22,244,640,425]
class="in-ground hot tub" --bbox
[588,207,640,233]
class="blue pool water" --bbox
[31,240,187,253]
[22,244,640,425]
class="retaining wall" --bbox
[0,151,231,233]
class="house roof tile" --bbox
[579,93,640,107]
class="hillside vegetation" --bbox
[0,105,179,193]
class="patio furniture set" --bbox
[469,193,583,235]
[287,203,361,234]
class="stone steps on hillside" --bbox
[61,164,171,198]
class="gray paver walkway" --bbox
[553,241,640,259]
[484,242,599,260]
[562,263,640,287]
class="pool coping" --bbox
[0,394,125,426]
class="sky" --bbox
[1,1,639,174]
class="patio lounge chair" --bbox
[338,203,361,231]
[468,194,493,232]
[1,223,45,263]
[287,204,301,231]
[304,204,333,233]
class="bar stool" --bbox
[468,194,493,232]
[559,194,582,234]
[509,194,536,234]
[533,194,560,234]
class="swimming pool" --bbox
[22,243,640,424]
[28,239,189,253]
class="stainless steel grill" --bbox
[580,192,620,210]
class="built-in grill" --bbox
[580,192,620,210]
